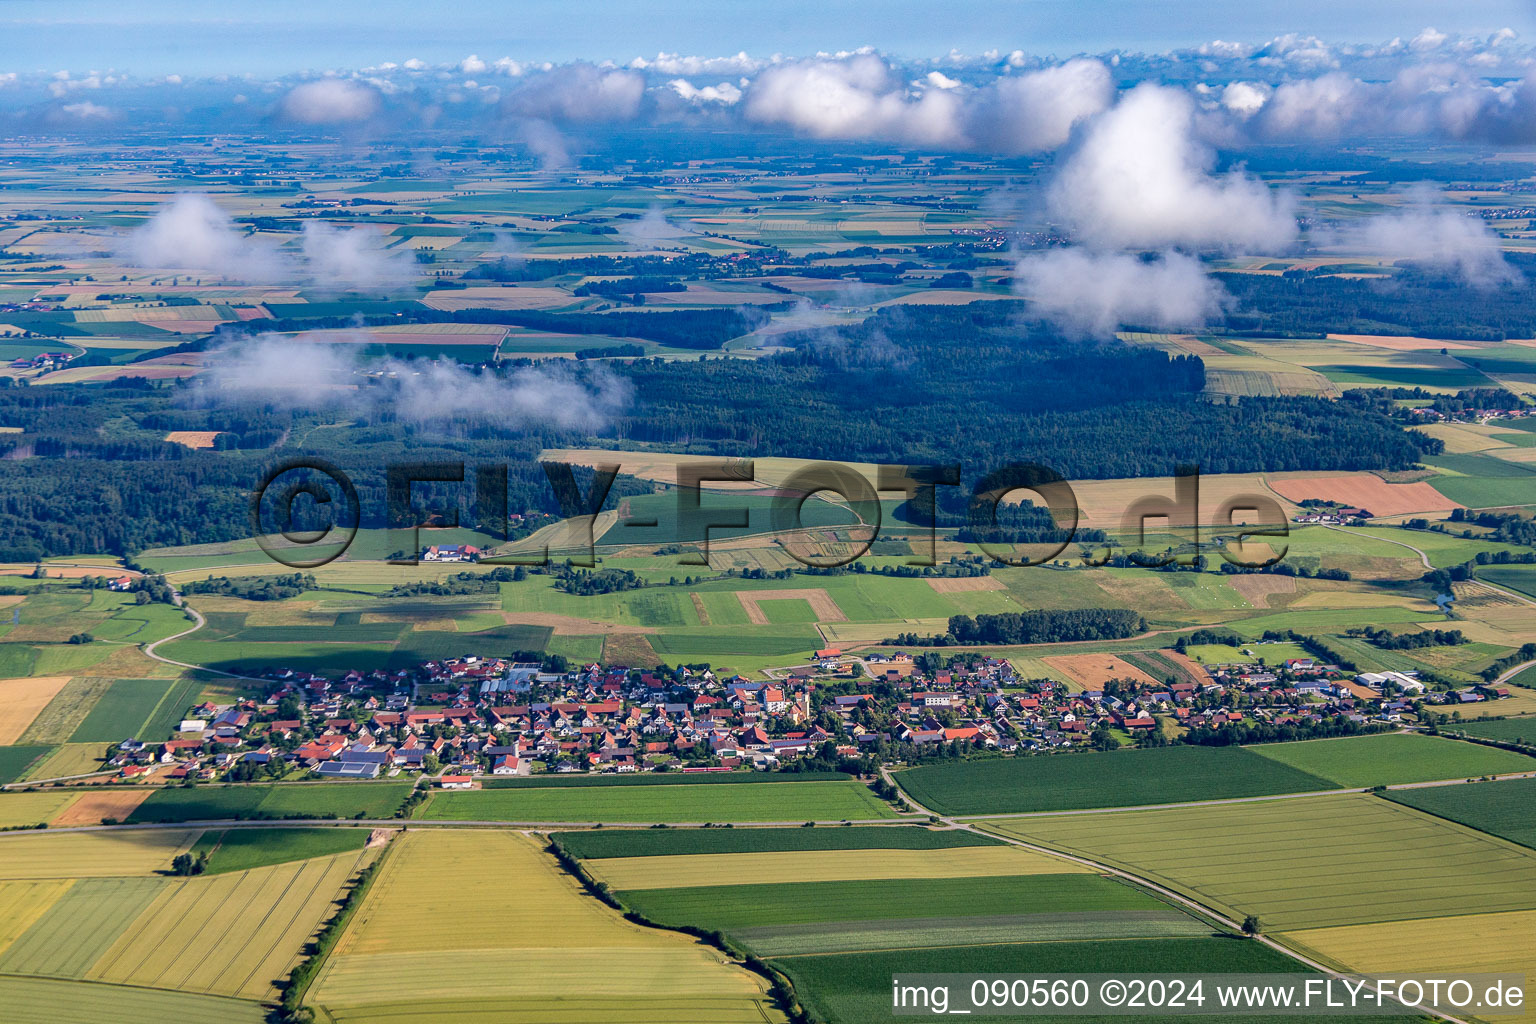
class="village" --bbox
[100,638,1519,788]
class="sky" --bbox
[2,0,1533,76]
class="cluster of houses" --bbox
[1406,404,1535,426]
[6,351,74,371]
[101,639,1517,783]
[1292,506,1372,525]
[421,544,481,563]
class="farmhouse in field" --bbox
[422,544,480,563]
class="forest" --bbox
[0,306,1442,558]
[1218,260,1536,340]
[887,607,1146,646]
[615,305,1435,475]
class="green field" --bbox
[1458,717,1536,744]
[1424,454,1536,508]
[554,825,1001,859]
[758,598,819,624]
[981,793,1536,930]
[896,746,1337,816]
[157,621,554,675]
[126,783,413,823]
[616,873,1197,955]
[190,826,372,873]
[135,677,207,742]
[483,770,853,789]
[1244,733,1536,788]
[419,780,899,823]
[1385,777,1536,850]
[776,938,1307,1024]
[68,679,175,743]
[0,746,53,785]
[646,629,821,659]
[1480,564,1536,600]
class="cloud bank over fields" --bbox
[1014,250,1228,335]
[198,333,633,431]
[121,195,413,291]
[48,27,1534,337]
[4,27,1532,149]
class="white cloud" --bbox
[299,221,415,292]
[460,55,487,75]
[199,333,631,431]
[1220,80,1271,117]
[744,54,965,146]
[617,207,694,246]
[122,194,282,281]
[1411,27,1449,52]
[59,100,112,120]
[668,79,742,105]
[968,58,1113,153]
[1252,71,1364,136]
[1321,196,1517,287]
[1014,249,1227,335]
[744,54,1109,152]
[500,64,645,122]
[1251,66,1536,144]
[123,195,413,290]
[278,79,381,124]
[629,52,762,76]
[1048,84,1297,252]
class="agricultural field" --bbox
[1385,776,1536,849]
[552,824,1003,858]
[189,826,373,873]
[0,829,198,880]
[308,828,785,1023]
[0,676,71,744]
[126,782,413,823]
[777,938,1308,1024]
[1243,732,1536,787]
[1481,564,1536,600]
[0,976,266,1024]
[586,843,1087,890]
[980,793,1536,930]
[559,820,1283,1024]
[0,788,78,828]
[418,778,898,822]
[1458,716,1536,744]
[894,744,1338,816]
[0,745,53,785]
[85,847,373,1001]
[1282,908,1536,1023]
[617,873,1210,955]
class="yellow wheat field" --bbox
[1283,910,1536,1024]
[0,790,79,828]
[0,881,72,956]
[588,844,1087,892]
[312,829,783,1022]
[0,677,73,745]
[88,848,372,1001]
[0,830,198,880]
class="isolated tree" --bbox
[1242,915,1262,936]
